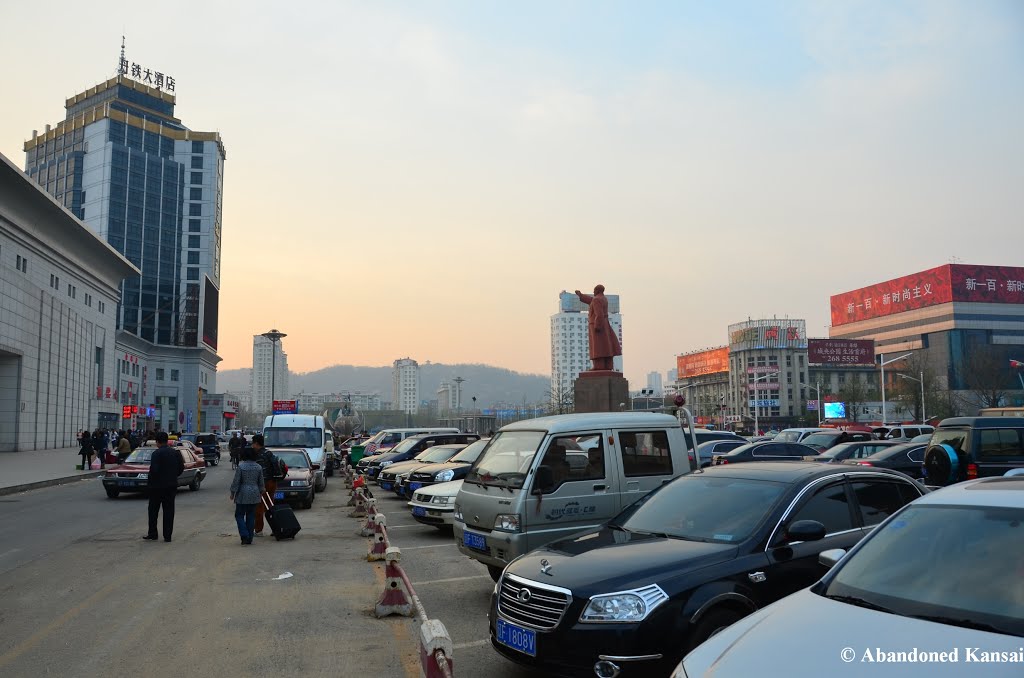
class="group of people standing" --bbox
[77,428,140,469]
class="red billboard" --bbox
[808,339,876,365]
[677,347,729,378]
[830,264,1024,326]
[272,400,298,414]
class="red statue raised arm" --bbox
[575,285,622,372]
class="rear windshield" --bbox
[801,432,839,448]
[466,431,545,489]
[774,430,802,442]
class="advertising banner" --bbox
[807,400,819,411]
[830,264,1024,327]
[272,400,298,414]
[748,399,780,407]
[746,366,781,374]
[677,347,730,378]
[747,382,780,390]
[808,339,876,365]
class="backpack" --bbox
[271,454,288,479]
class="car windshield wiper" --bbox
[909,614,1009,635]
[629,529,673,539]
[824,594,895,614]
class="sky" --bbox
[1,1,1022,388]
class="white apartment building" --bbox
[436,379,465,416]
[550,291,623,394]
[251,334,289,413]
[392,358,419,414]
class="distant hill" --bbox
[216,363,550,407]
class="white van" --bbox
[773,427,829,443]
[262,414,335,490]
[877,424,935,441]
[453,412,697,581]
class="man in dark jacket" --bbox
[252,434,285,537]
[144,431,184,542]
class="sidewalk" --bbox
[0,446,104,496]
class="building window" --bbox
[171,369,179,382]
[98,301,105,314]
[786,355,792,367]
[189,219,201,232]
[85,293,92,307]
[191,171,202,184]
[192,141,204,154]
[187,267,199,280]
[191,156,203,169]
[188,235,200,248]
[189,203,202,217]
[798,355,805,367]
[190,187,202,201]
[156,368,164,381]
[187,251,199,264]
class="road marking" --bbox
[382,523,425,529]
[397,543,456,551]
[412,575,490,586]
[453,639,491,650]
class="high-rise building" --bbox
[550,291,623,394]
[646,371,663,396]
[666,369,677,386]
[251,335,289,413]
[392,358,420,414]
[436,378,465,416]
[23,61,225,433]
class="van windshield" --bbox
[466,431,545,489]
[265,428,322,447]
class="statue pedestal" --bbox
[574,371,630,413]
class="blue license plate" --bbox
[274,491,285,500]
[463,531,487,551]
[380,482,393,490]
[495,619,536,657]
[412,506,426,517]
[118,480,136,487]
[409,482,422,492]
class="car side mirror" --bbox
[533,465,555,495]
[818,548,846,568]
[786,519,826,543]
[311,463,321,471]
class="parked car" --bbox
[409,479,463,529]
[269,448,316,509]
[405,438,491,493]
[674,475,1022,678]
[772,427,829,443]
[797,430,874,452]
[377,444,468,493]
[360,433,481,480]
[875,424,936,441]
[842,442,927,479]
[713,440,818,465]
[924,417,1024,486]
[910,432,933,443]
[490,462,927,677]
[350,427,461,466]
[803,440,901,464]
[692,439,745,468]
[101,445,207,498]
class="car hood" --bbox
[411,460,470,475]
[682,588,1022,676]
[106,463,150,472]
[368,452,403,464]
[381,460,436,476]
[506,526,737,594]
[268,446,324,462]
[282,468,313,481]
[417,480,463,497]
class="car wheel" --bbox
[487,565,504,583]
[189,476,202,491]
[688,607,746,651]
[105,488,120,499]
[303,493,314,509]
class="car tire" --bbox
[923,444,964,486]
[687,607,746,651]
[105,488,120,499]
[189,476,202,492]
[487,565,504,583]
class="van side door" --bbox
[523,431,617,552]
[615,429,678,513]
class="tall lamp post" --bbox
[261,329,287,413]
[800,380,823,426]
[751,370,780,436]
[897,371,926,423]
[879,352,913,426]
[1012,359,1024,390]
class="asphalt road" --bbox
[0,466,421,678]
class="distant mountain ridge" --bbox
[216,363,551,407]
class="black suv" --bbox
[923,417,1024,486]
[362,433,481,480]
[798,430,874,452]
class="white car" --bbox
[674,475,1024,677]
[408,479,462,529]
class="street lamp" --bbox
[751,370,780,436]
[879,352,913,426]
[261,329,287,412]
[897,371,926,423]
[800,380,823,426]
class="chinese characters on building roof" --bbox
[830,264,1024,327]
[727,319,807,351]
[119,58,175,92]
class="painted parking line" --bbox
[453,639,491,650]
[411,575,490,586]
[397,543,457,551]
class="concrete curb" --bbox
[0,472,104,497]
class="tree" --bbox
[887,353,947,422]
[837,376,877,423]
[546,382,575,415]
[959,351,1013,409]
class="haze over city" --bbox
[2,0,1021,386]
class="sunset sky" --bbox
[2,1,1021,387]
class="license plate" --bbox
[412,506,427,517]
[118,480,135,487]
[274,491,285,500]
[495,619,536,657]
[463,531,487,551]
[409,482,422,492]
[380,482,393,490]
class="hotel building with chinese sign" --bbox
[726,319,809,428]
[829,264,1024,408]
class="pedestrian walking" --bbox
[230,446,264,545]
[91,429,105,469]
[229,432,243,469]
[252,434,284,537]
[116,434,132,463]
[78,431,93,470]
[144,431,184,542]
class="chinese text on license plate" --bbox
[496,619,536,656]
[274,491,285,500]
[463,531,486,551]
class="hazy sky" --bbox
[2,1,1022,387]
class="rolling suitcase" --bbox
[261,492,301,541]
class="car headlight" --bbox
[435,469,455,482]
[290,480,307,487]
[379,460,393,467]
[493,514,521,532]
[137,473,148,479]
[433,495,455,505]
[579,585,669,623]
[454,502,463,521]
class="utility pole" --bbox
[261,329,287,413]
